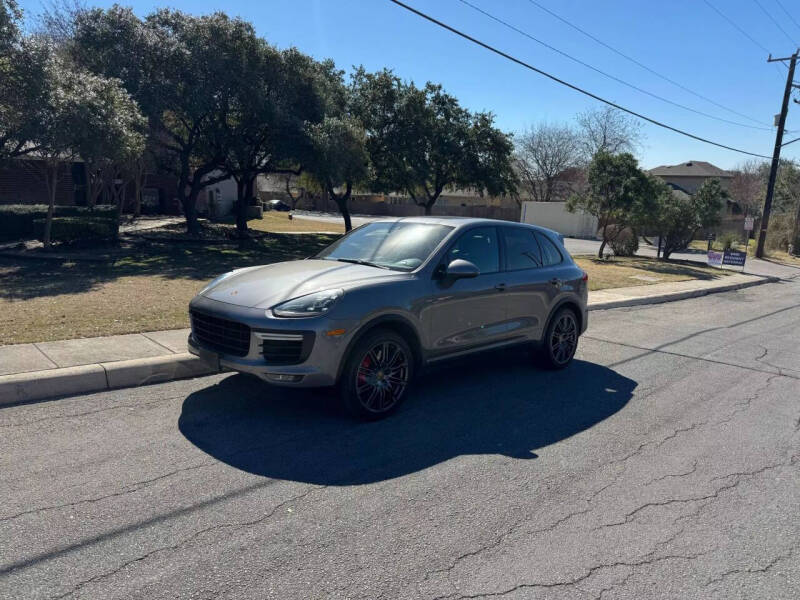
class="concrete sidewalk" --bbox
[0,272,777,406]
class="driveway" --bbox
[2,279,799,598]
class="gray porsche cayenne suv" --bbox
[189,217,588,420]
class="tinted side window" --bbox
[535,232,563,266]
[447,227,499,274]
[503,227,542,270]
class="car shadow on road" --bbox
[178,352,636,485]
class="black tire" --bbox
[539,307,580,370]
[339,328,414,421]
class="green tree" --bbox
[567,151,654,258]
[216,45,331,235]
[0,2,50,161]
[354,69,516,215]
[651,179,725,260]
[26,53,144,247]
[73,8,256,234]
[306,116,370,231]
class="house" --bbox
[649,160,743,220]
[648,161,732,195]
[0,157,244,218]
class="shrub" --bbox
[765,214,795,252]
[716,232,741,251]
[32,217,118,243]
[606,225,639,256]
[0,205,118,241]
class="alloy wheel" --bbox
[550,313,578,365]
[355,341,409,413]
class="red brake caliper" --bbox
[358,355,371,385]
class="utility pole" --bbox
[757,50,799,258]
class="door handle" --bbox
[495,283,507,291]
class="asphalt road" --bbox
[2,281,799,599]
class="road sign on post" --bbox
[744,216,754,231]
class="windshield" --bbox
[316,222,454,271]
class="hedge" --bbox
[32,216,118,243]
[0,205,117,242]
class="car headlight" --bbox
[272,289,344,318]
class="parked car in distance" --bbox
[266,199,291,211]
[188,217,589,420]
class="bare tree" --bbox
[284,173,306,210]
[514,123,581,204]
[729,159,765,217]
[576,106,643,161]
[35,0,87,43]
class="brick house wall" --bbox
[0,160,78,205]
[0,158,183,214]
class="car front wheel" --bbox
[339,329,414,420]
[540,307,579,369]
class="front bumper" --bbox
[187,295,356,387]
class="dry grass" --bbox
[246,211,344,234]
[574,256,730,292]
[0,233,337,345]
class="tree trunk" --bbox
[330,181,353,231]
[424,203,432,216]
[132,169,144,219]
[235,177,251,236]
[84,162,91,207]
[43,163,58,249]
[598,219,609,258]
[182,189,200,235]
[337,199,352,232]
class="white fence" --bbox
[520,202,598,239]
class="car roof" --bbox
[370,216,561,238]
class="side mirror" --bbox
[444,258,480,280]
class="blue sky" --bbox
[19,0,800,169]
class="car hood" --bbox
[201,259,406,309]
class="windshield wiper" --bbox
[331,258,392,270]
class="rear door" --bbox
[500,226,552,341]
[424,226,511,355]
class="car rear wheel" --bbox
[339,329,414,420]
[540,307,579,369]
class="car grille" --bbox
[257,332,314,365]
[190,311,251,357]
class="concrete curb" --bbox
[587,275,778,311]
[0,275,779,408]
[0,353,217,407]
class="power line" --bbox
[703,0,772,54]
[753,0,798,46]
[702,0,787,77]
[457,0,772,131]
[774,0,800,35]
[524,0,770,127]
[387,0,772,159]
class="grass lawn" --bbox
[574,256,730,292]
[246,211,344,234]
[1,237,727,345]
[0,233,337,345]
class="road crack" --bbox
[51,484,325,599]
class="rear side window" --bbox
[502,227,542,270]
[447,227,499,274]
[534,232,563,266]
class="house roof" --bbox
[649,161,732,178]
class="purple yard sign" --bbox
[707,250,723,267]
